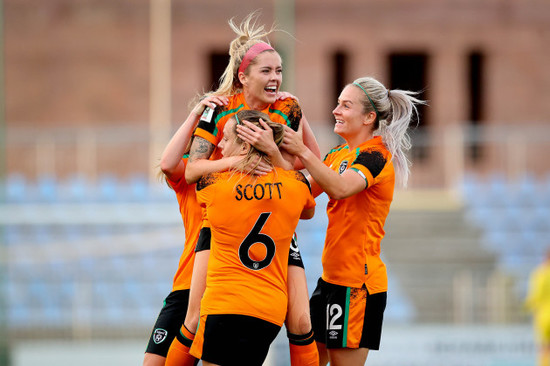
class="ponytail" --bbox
[352,77,426,187]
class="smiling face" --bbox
[239,51,282,108]
[332,85,376,139]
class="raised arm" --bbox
[282,124,366,200]
[184,136,241,184]
[159,113,201,182]
[293,115,320,170]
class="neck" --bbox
[243,90,269,111]
[343,130,374,150]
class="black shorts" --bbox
[194,227,212,252]
[200,314,281,366]
[310,278,387,350]
[145,289,190,356]
[195,228,304,268]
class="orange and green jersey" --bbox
[167,157,203,291]
[196,168,316,326]
[321,136,395,293]
[194,92,302,161]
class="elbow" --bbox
[326,187,351,200]
[159,157,175,176]
[184,164,199,184]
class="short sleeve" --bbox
[349,150,387,188]
[166,158,188,191]
[194,105,224,146]
[196,173,219,207]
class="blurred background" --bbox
[1,0,550,365]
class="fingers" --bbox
[258,118,270,129]
[252,159,273,176]
[202,96,229,109]
[276,91,299,102]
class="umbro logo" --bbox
[329,330,339,339]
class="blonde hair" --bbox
[194,11,278,106]
[229,109,284,174]
[352,76,426,187]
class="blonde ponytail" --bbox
[352,77,426,187]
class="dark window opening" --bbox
[468,51,485,162]
[209,52,230,91]
[388,53,429,161]
[331,51,349,122]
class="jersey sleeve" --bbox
[286,98,303,132]
[166,157,188,191]
[195,172,219,207]
[273,98,302,131]
[193,105,224,146]
[291,171,316,210]
[349,149,388,188]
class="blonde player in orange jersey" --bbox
[166,11,321,366]
[188,109,316,366]
[280,76,425,366]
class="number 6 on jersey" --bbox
[238,212,276,270]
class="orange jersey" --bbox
[167,157,203,291]
[194,92,302,161]
[321,136,395,293]
[196,168,316,326]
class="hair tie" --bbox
[235,114,241,125]
[353,82,379,118]
[387,89,391,98]
[238,42,275,75]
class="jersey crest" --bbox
[338,161,349,174]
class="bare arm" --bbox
[292,115,321,170]
[159,114,200,182]
[184,137,242,184]
[282,125,366,200]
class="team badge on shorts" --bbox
[339,161,348,174]
[153,328,168,344]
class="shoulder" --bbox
[353,148,390,179]
[196,172,224,191]
[279,169,312,192]
[272,98,302,131]
[323,143,348,162]
[210,94,245,123]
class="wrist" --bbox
[297,145,312,162]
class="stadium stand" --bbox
[3,173,547,338]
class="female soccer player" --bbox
[282,76,425,366]
[143,96,244,366]
[166,11,321,366]
[189,110,316,366]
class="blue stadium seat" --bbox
[61,175,89,202]
[98,174,119,201]
[126,174,150,202]
[6,174,28,203]
[36,175,58,202]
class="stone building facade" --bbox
[5,0,550,186]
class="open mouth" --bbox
[335,119,345,125]
[265,86,277,94]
